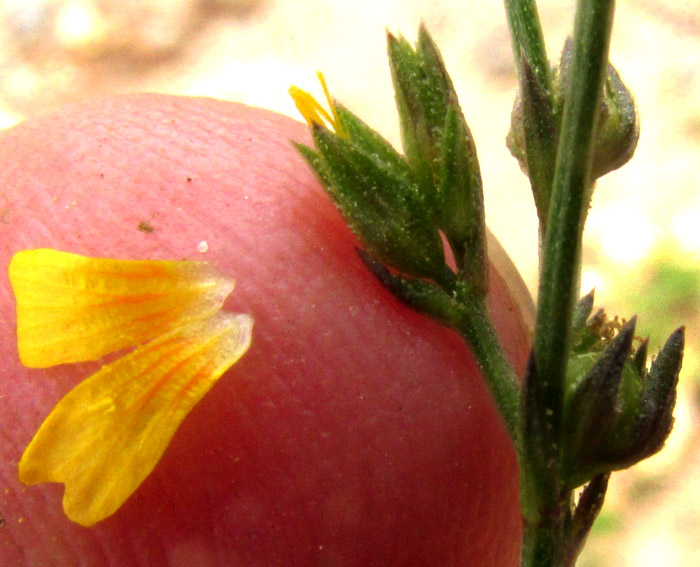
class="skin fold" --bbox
[0,94,530,567]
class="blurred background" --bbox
[0,0,698,565]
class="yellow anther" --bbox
[289,71,346,137]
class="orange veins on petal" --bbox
[9,249,234,367]
[18,312,254,526]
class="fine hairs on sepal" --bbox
[291,26,489,297]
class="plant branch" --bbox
[358,250,521,440]
[454,289,521,439]
[534,0,615,467]
[522,1,617,566]
[503,0,551,92]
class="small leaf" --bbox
[506,52,557,227]
[567,473,611,563]
[520,352,561,507]
[358,249,458,327]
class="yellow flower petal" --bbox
[9,249,234,368]
[18,312,253,526]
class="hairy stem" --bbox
[454,291,520,439]
[534,0,615,463]
[523,0,617,566]
[503,0,551,92]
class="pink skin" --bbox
[0,95,529,567]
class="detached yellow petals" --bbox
[9,249,234,368]
[18,312,253,527]
[11,248,255,525]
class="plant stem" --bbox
[503,0,557,240]
[522,0,616,566]
[454,289,520,440]
[535,0,615,462]
[521,497,570,567]
[357,252,521,441]
[503,0,551,92]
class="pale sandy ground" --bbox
[0,1,698,565]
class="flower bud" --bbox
[387,24,486,291]
[299,123,447,281]
[554,38,640,180]
[507,39,640,222]
[561,311,684,488]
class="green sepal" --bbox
[387,24,454,199]
[438,102,487,293]
[609,326,684,465]
[561,318,684,488]
[388,24,487,292]
[562,318,638,487]
[555,38,639,181]
[292,142,332,188]
[333,104,412,180]
[632,338,649,378]
[310,124,445,279]
[358,249,460,327]
[506,52,557,227]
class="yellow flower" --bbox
[9,249,253,526]
[289,71,346,137]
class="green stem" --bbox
[454,290,520,440]
[503,0,557,238]
[535,0,615,459]
[521,494,570,567]
[523,1,616,566]
[503,0,551,91]
[357,253,521,441]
